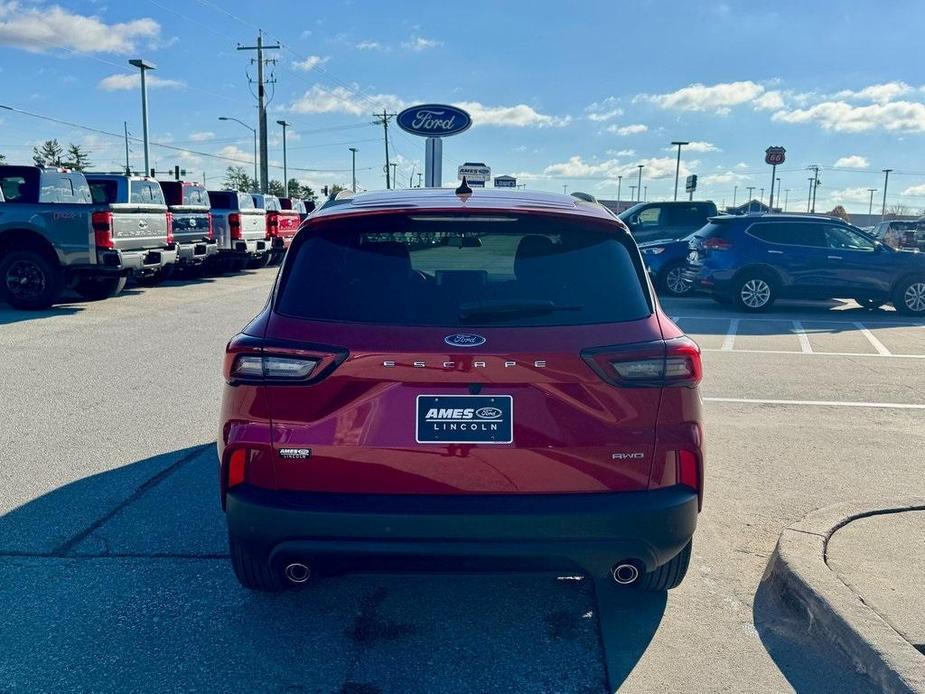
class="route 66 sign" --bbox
[765,146,786,165]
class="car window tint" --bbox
[237,193,256,210]
[208,191,233,208]
[89,180,118,204]
[748,222,825,247]
[0,175,31,202]
[670,205,705,226]
[824,225,876,252]
[278,215,651,327]
[183,185,208,206]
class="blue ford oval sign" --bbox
[444,333,486,347]
[397,104,472,138]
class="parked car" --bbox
[869,220,919,251]
[253,194,300,266]
[207,190,268,272]
[219,188,704,593]
[0,166,171,309]
[639,232,700,297]
[618,201,718,244]
[279,196,314,223]
[684,214,925,314]
[158,180,217,273]
[84,174,177,288]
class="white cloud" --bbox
[287,85,406,116]
[355,40,382,50]
[607,149,635,157]
[753,90,785,110]
[901,183,925,197]
[833,155,869,168]
[188,131,215,142]
[828,186,879,204]
[835,82,913,104]
[734,162,749,170]
[542,155,695,181]
[637,81,765,113]
[97,73,184,91]
[585,97,623,122]
[700,170,752,186]
[402,35,441,51]
[606,123,648,136]
[455,101,570,127]
[292,55,328,71]
[772,100,925,133]
[666,140,719,153]
[0,2,160,54]
[217,145,254,164]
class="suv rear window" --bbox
[277,214,651,327]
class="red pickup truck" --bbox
[253,194,301,266]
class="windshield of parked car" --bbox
[277,214,651,326]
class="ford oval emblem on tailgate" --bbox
[444,334,486,347]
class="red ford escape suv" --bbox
[219,187,704,592]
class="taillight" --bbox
[232,354,319,380]
[677,449,699,491]
[227,448,248,488]
[703,237,733,251]
[223,334,348,385]
[582,336,702,387]
[165,211,174,245]
[229,212,242,240]
[207,213,214,240]
[267,213,279,238]
[92,211,114,249]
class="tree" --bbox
[886,203,910,218]
[0,153,5,164]
[288,179,316,201]
[267,179,285,197]
[32,139,64,167]
[330,184,346,196]
[63,144,92,172]
[222,166,257,193]
[828,205,849,221]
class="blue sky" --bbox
[2,0,925,212]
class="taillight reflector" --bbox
[229,213,242,240]
[267,214,279,238]
[227,448,247,488]
[165,211,174,245]
[207,213,214,240]
[678,449,699,491]
[703,237,733,250]
[92,211,114,249]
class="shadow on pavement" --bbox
[0,303,83,325]
[0,444,667,692]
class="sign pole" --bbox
[768,164,777,211]
[425,137,442,187]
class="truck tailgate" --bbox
[109,205,169,251]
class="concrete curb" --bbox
[764,499,925,694]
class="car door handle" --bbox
[767,250,784,255]
[827,255,843,260]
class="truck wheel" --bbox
[229,535,283,592]
[136,264,175,287]
[657,263,694,297]
[74,276,127,301]
[640,541,692,592]
[0,250,63,310]
[733,271,776,312]
[893,277,925,316]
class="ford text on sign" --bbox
[397,104,472,138]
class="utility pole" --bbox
[128,59,155,176]
[629,185,637,201]
[807,178,814,212]
[775,177,781,211]
[417,172,423,188]
[808,165,821,213]
[644,185,648,202]
[237,31,280,193]
[881,169,892,220]
[671,141,688,201]
[616,175,622,207]
[123,121,131,175]
[784,188,790,212]
[348,147,358,192]
[372,110,396,189]
[276,120,290,196]
[746,186,755,213]
[563,184,569,194]
[868,188,877,215]
[732,185,738,209]
[636,164,643,202]
[390,162,398,187]
[760,187,765,206]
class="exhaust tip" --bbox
[284,562,311,584]
[611,562,640,585]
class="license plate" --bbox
[416,395,513,444]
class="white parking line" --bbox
[704,397,925,410]
[701,348,925,359]
[672,315,925,327]
[854,322,893,356]
[792,320,813,354]
[721,319,739,351]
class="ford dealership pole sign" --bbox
[397,104,472,138]
[397,104,472,188]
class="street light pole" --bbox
[881,169,893,220]
[616,175,622,208]
[746,186,755,213]
[348,147,358,192]
[636,164,643,202]
[732,185,738,208]
[670,141,689,201]
[775,177,781,212]
[868,188,877,215]
[219,117,258,188]
[784,189,790,212]
[128,59,155,176]
[276,120,290,196]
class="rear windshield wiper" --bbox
[458,299,583,322]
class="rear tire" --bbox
[657,263,694,297]
[229,536,283,592]
[74,275,126,301]
[640,541,692,592]
[135,264,174,287]
[732,271,776,312]
[892,277,925,316]
[0,250,63,310]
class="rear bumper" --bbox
[176,239,218,263]
[225,486,698,575]
[96,247,178,273]
[219,239,268,257]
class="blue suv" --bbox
[684,214,925,315]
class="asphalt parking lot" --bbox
[1,271,923,693]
